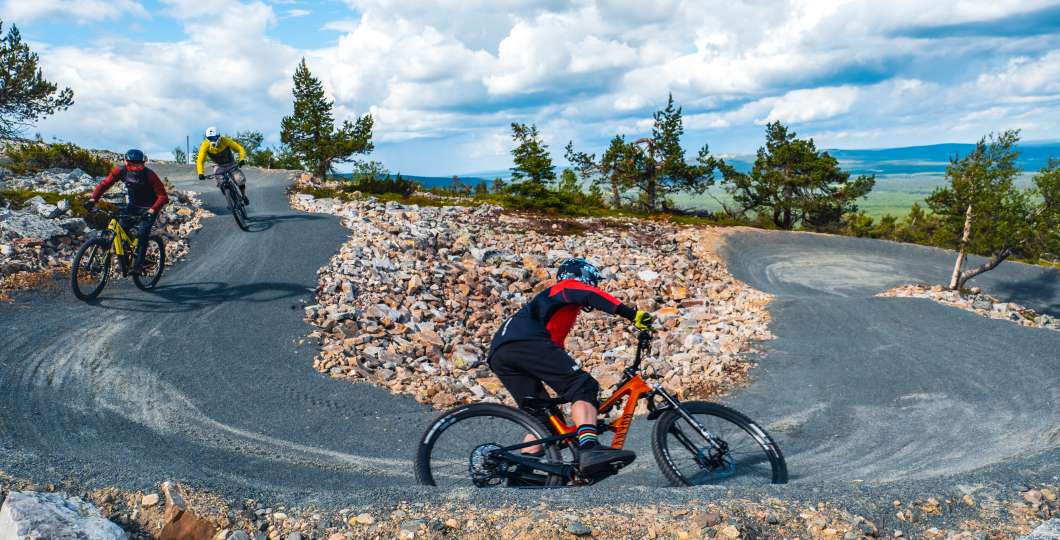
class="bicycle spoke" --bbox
[425,415,544,488]
[663,412,775,485]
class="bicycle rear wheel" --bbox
[132,236,166,290]
[652,401,787,486]
[415,403,566,488]
[70,238,112,301]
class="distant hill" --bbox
[342,141,1060,187]
[722,141,1060,175]
[332,172,498,189]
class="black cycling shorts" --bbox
[488,340,600,410]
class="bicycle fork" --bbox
[651,383,726,453]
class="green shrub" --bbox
[342,173,418,197]
[492,181,605,216]
[3,142,114,177]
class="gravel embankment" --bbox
[292,188,772,410]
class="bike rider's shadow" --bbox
[240,213,329,233]
[85,280,311,313]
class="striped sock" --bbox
[576,424,599,448]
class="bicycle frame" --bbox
[537,331,724,452]
[106,217,137,256]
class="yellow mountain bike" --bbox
[70,204,166,301]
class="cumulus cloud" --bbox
[1,0,146,23]
[17,0,1060,169]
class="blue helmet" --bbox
[125,149,145,163]
[556,257,603,287]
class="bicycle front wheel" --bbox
[70,238,112,301]
[225,183,249,231]
[652,401,787,486]
[132,236,166,290]
[415,403,566,488]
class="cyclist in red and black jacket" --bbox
[488,257,655,475]
[87,149,169,274]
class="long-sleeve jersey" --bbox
[92,165,169,212]
[196,136,246,175]
[488,279,636,358]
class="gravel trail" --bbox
[1,180,1057,511]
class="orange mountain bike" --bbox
[414,330,787,488]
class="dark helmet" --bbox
[125,149,146,163]
[556,257,603,287]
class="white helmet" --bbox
[205,126,220,146]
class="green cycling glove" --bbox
[634,310,655,331]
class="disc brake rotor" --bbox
[468,443,507,487]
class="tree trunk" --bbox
[955,248,1012,290]
[610,177,621,208]
[647,173,657,212]
[947,203,974,289]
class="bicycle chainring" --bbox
[468,443,507,487]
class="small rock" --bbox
[353,513,374,525]
[285,534,302,540]
[694,511,722,527]
[717,524,741,539]
[567,520,592,536]
[972,296,993,310]
[1019,518,1060,540]
[1024,490,1044,505]
[229,532,251,540]
[141,493,160,507]
[637,269,659,282]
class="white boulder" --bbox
[0,491,126,540]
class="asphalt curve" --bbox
[720,230,1060,485]
[0,166,430,503]
[1,172,1058,509]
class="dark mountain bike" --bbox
[203,165,248,231]
[415,330,787,488]
[70,204,165,301]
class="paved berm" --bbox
[1,170,1058,522]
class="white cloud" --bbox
[2,0,145,23]
[17,0,1060,169]
[763,86,860,124]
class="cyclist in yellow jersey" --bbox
[196,126,249,205]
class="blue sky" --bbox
[4,0,1060,175]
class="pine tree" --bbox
[567,95,719,212]
[927,130,1059,289]
[558,168,580,195]
[0,20,74,138]
[172,146,187,164]
[510,123,556,185]
[280,58,373,179]
[724,121,875,230]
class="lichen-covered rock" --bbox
[0,491,126,540]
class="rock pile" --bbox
[0,169,211,295]
[878,284,1059,331]
[294,191,773,410]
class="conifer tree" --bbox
[280,58,373,179]
[510,123,556,185]
[0,20,74,137]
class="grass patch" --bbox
[0,188,113,229]
[2,142,114,177]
